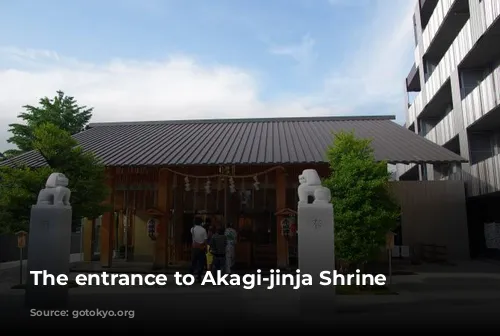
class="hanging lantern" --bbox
[253,175,260,190]
[184,176,191,191]
[280,217,291,238]
[147,218,159,240]
[204,179,211,194]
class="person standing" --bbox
[224,223,237,274]
[191,218,207,282]
[205,225,216,272]
[210,226,227,273]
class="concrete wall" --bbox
[0,233,81,263]
[390,180,470,260]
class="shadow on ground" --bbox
[393,276,500,292]
[1,288,500,331]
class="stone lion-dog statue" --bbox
[297,169,331,205]
[36,173,71,206]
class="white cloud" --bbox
[0,0,416,151]
[0,48,334,151]
[269,35,317,70]
[322,0,416,112]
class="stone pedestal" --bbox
[298,203,335,279]
[297,169,336,316]
[25,173,73,309]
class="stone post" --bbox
[297,169,335,314]
[25,172,72,308]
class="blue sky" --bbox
[0,0,416,151]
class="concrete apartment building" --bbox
[397,0,500,258]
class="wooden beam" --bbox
[82,218,94,262]
[117,211,124,250]
[173,180,183,264]
[128,168,136,248]
[100,168,116,268]
[275,168,288,268]
[153,169,172,269]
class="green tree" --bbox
[323,131,400,270]
[5,91,92,157]
[0,166,53,233]
[0,123,109,233]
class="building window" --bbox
[492,132,500,155]
[424,58,437,81]
[469,132,493,164]
[460,68,488,98]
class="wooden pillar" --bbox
[82,218,94,262]
[276,168,288,268]
[154,169,172,269]
[100,168,116,268]
[174,185,184,264]
[129,209,135,248]
[128,169,136,249]
[117,211,124,249]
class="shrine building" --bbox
[1,116,470,268]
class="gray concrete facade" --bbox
[398,0,500,198]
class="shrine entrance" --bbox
[82,164,310,270]
[235,212,277,269]
[165,165,287,269]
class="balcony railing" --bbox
[483,0,500,32]
[422,0,456,53]
[467,154,500,197]
[434,160,492,197]
[426,20,472,102]
[408,94,423,126]
[397,157,500,198]
[461,69,499,129]
[407,20,472,123]
[407,3,500,130]
[424,110,456,146]
[441,153,500,197]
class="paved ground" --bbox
[1,285,500,330]
[1,258,500,330]
[0,253,81,291]
[0,253,82,270]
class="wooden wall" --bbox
[89,165,472,267]
[91,164,329,268]
[389,180,470,260]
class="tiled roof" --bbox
[0,116,466,167]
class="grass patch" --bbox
[11,280,79,290]
[336,285,398,295]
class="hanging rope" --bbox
[159,165,285,179]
